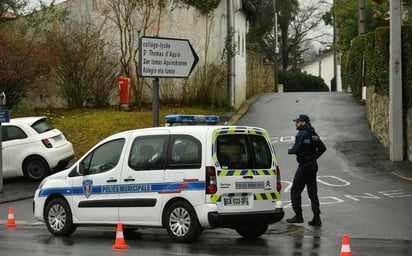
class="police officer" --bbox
[286,114,326,226]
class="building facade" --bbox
[23,0,254,110]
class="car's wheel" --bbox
[164,201,202,243]
[235,224,268,239]
[23,156,50,181]
[45,198,76,236]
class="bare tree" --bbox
[287,1,331,69]
[50,22,119,108]
[104,0,167,108]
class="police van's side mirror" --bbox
[78,162,86,176]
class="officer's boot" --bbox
[308,214,322,226]
[286,213,304,224]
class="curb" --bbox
[391,171,412,182]
[226,95,259,125]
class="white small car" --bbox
[34,120,283,242]
[2,116,74,181]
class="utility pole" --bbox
[333,0,338,92]
[358,0,366,34]
[389,0,403,161]
[273,0,278,92]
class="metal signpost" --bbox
[0,92,8,193]
[138,36,199,127]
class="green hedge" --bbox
[342,25,412,109]
[279,70,330,92]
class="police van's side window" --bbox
[250,135,272,169]
[167,135,201,169]
[82,139,125,175]
[128,136,167,171]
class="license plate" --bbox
[223,196,249,206]
[53,135,62,142]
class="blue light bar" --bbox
[165,114,219,126]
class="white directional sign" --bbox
[138,36,199,78]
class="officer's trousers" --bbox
[290,160,321,215]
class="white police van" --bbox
[33,115,284,242]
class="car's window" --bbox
[31,118,54,133]
[82,139,125,175]
[250,135,272,169]
[2,126,28,142]
[128,136,167,171]
[167,135,201,169]
[217,134,272,169]
[217,135,250,169]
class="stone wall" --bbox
[366,87,412,161]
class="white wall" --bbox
[22,0,250,109]
[301,53,342,92]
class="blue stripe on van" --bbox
[38,181,206,197]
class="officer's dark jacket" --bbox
[288,123,326,163]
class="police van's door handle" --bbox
[106,178,117,183]
[243,176,253,179]
[124,177,135,182]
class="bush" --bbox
[278,70,329,92]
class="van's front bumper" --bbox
[208,208,284,228]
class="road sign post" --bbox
[138,37,199,126]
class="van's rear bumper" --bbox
[208,208,284,228]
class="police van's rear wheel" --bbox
[235,224,268,239]
[45,198,76,236]
[164,201,203,243]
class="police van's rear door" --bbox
[211,128,279,213]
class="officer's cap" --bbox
[293,114,310,122]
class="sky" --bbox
[28,0,65,10]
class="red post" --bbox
[118,77,131,111]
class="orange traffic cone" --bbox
[5,207,17,228]
[340,234,352,256]
[112,223,128,250]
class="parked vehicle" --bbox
[2,116,74,181]
[34,116,283,242]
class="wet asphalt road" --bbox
[0,92,411,255]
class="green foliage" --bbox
[344,34,367,100]
[333,0,389,51]
[342,25,412,109]
[181,0,220,14]
[373,27,389,95]
[402,25,412,109]
[278,70,329,92]
[363,32,375,92]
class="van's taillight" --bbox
[276,165,282,192]
[206,166,217,194]
[42,139,53,148]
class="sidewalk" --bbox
[0,179,39,204]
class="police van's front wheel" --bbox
[235,224,268,239]
[164,201,203,243]
[45,198,76,236]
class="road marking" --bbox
[317,175,351,187]
[271,135,327,144]
[281,175,412,207]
